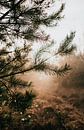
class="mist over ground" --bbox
[1,54,84,130]
[22,54,84,112]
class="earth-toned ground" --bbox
[1,93,84,130]
[0,55,84,130]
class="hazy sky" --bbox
[45,0,84,52]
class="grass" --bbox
[0,94,84,130]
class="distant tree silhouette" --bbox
[0,0,76,112]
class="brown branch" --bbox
[0,80,13,96]
[0,57,17,72]
[0,65,38,79]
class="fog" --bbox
[20,54,84,112]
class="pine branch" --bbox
[0,0,25,21]
[0,50,12,55]
[0,80,13,96]
[49,63,71,76]
[8,76,29,87]
[40,3,65,26]
[34,59,71,76]
[58,32,76,55]
[0,65,37,79]
[34,41,54,64]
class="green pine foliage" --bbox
[0,0,76,114]
[10,90,35,112]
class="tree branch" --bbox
[0,64,38,79]
[0,80,13,96]
[0,0,24,21]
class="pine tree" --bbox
[0,0,76,113]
